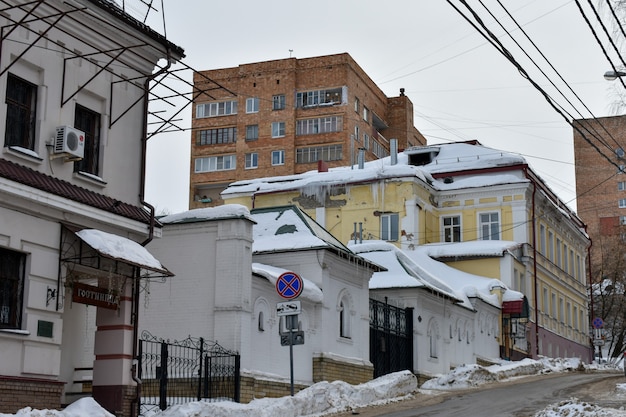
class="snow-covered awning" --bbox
[67,228,173,277]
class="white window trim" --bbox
[478,211,501,240]
[271,150,285,166]
[441,214,462,242]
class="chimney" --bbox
[390,138,398,165]
[358,148,365,169]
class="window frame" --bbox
[245,124,259,141]
[271,150,285,166]
[246,97,260,113]
[271,121,286,138]
[245,152,258,169]
[442,215,461,242]
[196,100,237,118]
[0,247,26,330]
[272,94,285,110]
[74,104,101,176]
[5,73,37,150]
[380,213,399,241]
[478,211,500,240]
[194,155,236,172]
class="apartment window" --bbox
[543,288,549,312]
[621,216,626,225]
[296,116,343,135]
[74,104,101,175]
[339,297,351,338]
[196,100,237,118]
[479,212,500,240]
[442,215,461,242]
[619,199,626,208]
[620,165,626,174]
[271,122,285,138]
[245,125,259,141]
[296,87,343,108]
[296,145,343,164]
[576,255,582,281]
[271,150,285,166]
[5,73,37,150]
[363,106,369,122]
[548,231,554,261]
[245,152,258,169]
[619,181,626,191]
[380,213,399,241]
[354,97,360,113]
[246,97,259,113]
[569,249,574,276]
[559,298,564,322]
[371,139,389,158]
[194,155,236,172]
[197,127,237,145]
[573,306,578,329]
[0,247,25,329]
[556,238,562,267]
[551,294,556,317]
[272,94,285,110]
[363,133,370,150]
[563,244,568,273]
[539,224,546,255]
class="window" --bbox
[271,150,285,166]
[5,73,37,150]
[479,212,500,240]
[543,288,549,312]
[296,87,343,108]
[556,238,561,267]
[363,106,369,122]
[194,155,236,172]
[197,127,237,145]
[246,125,259,141]
[619,181,626,191]
[296,116,343,135]
[620,165,626,174]
[539,224,546,255]
[620,199,626,208]
[74,104,101,175]
[196,100,237,118]
[0,247,25,329]
[371,139,389,158]
[573,306,578,329]
[551,293,556,317]
[563,244,568,273]
[245,152,258,169]
[354,97,360,113]
[246,97,259,113]
[380,213,399,241]
[428,321,438,358]
[363,133,370,150]
[339,298,351,338]
[272,94,285,110]
[559,298,564,322]
[569,249,574,276]
[258,311,265,332]
[442,215,461,242]
[271,122,285,138]
[296,145,343,164]
[548,231,554,261]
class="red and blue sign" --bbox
[592,317,604,329]
[276,272,303,300]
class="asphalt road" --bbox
[340,372,624,417]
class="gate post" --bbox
[159,341,168,410]
[405,307,414,372]
[197,338,204,401]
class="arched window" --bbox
[428,319,439,358]
[258,311,265,332]
[338,291,353,339]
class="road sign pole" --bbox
[289,328,294,396]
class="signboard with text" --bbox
[72,282,119,310]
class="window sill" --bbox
[0,328,30,336]
[4,146,44,164]
[337,336,353,345]
[73,171,107,188]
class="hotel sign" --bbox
[72,282,119,310]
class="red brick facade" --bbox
[190,53,426,209]
[573,114,626,267]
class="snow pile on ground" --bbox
[1,358,623,417]
[535,398,625,417]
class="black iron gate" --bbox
[138,331,240,416]
[369,298,414,378]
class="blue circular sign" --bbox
[276,272,303,300]
[592,317,604,329]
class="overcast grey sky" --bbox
[139,1,618,215]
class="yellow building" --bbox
[223,141,592,361]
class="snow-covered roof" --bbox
[159,204,253,224]
[422,241,523,259]
[222,142,528,198]
[76,229,171,275]
[350,241,523,310]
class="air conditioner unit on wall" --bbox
[54,126,85,160]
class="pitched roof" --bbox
[0,158,154,225]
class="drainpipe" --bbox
[523,167,540,358]
[133,47,174,417]
[586,232,595,362]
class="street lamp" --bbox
[604,70,626,81]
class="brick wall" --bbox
[312,356,373,386]
[239,375,308,403]
[0,376,64,414]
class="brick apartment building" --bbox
[190,52,426,209]
[573,114,626,267]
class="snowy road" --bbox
[342,372,622,417]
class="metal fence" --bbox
[369,298,414,378]
[138,331,240,416]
